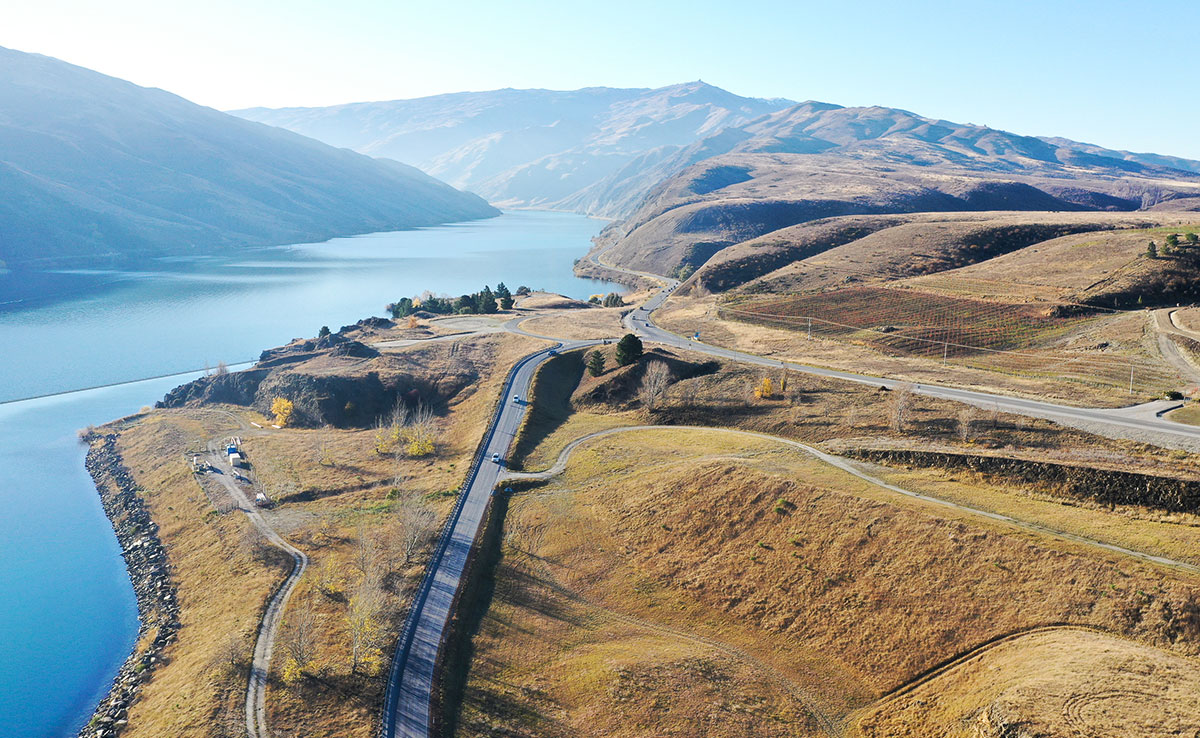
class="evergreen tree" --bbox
[587,350,606,377]
[1187,232,1199,246]
[1147,241,1158,259]
[1167,233,1181,250]
[479,285,498,314]
[454,294,477,313]
[495,282,513,310]
[318,325,331,338]
[615,333,643,366]
[602,292,625,307]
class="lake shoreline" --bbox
[79,431,179,738]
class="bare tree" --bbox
[315,430,335,467]
[212,631,246,673]
[280,598,317,671]
[639,360,672,411]
[398,500,437,566]
[674,378,701,408]
[353,523,383,580]
[889,383,915,432]
[347,576,386,675]
[844,403,861,429]
[239,525,273,566]
[400,401,438,457]
[956,406,977,443]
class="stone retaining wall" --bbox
[78,433,180,738]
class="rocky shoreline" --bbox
[78,433,180,738]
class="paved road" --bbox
[201,434,309,738]
[504,424,1200,575]
[619,279,1200,449]
[380,338,600,738]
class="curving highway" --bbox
[379,338,600,738]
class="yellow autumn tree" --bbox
[281,656,303,686]
[271,397,295,427]
[754,377,774,399]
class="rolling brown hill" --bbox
[586,151,1200,280]
[695,211,1200,304]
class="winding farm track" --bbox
[504,424,1200,575]
[207,445,308,738]
[199,415,309,738]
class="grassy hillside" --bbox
[900,222,1200,307]
[695,211,1170,294]
[589,152,1200,278]
[456,429,1200,738]
[850,628,1200,737]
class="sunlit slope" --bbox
[0,46,497,268]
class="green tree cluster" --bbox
[588,292,625,307]
[386,284,508,317]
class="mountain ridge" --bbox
[232,83,797,212]
[0,46,498,269]
[234,84,1200,222]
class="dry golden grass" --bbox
[899,225,1200,304]
[515,305,627,340]
[1167,404,1200,427]
[1174,307,1200,336]
[514,292,592,310]
[461,429,1200,736]
[849,628,1200,738]
[104,332,547,738]
[857,461,1200,568]
[656,293,1183,405]
[725,211,1171,297]
[114,410,282,738]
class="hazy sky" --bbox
[5,0,1199,158]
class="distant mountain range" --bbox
[232,83,794,214]
[234,85,1200,221]
[0,46,497,269]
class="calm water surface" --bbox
[0,211,614,737]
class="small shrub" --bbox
[271,397,295,427]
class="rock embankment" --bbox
[79,433,179,738]
[844,447,1200,513]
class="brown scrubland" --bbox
[455,345,1200,738]
[100,330,546,738]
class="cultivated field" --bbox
[718,287,1180,398]
[657,293,1183,405]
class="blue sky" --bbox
[5,0,1198,158]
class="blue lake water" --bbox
[0,211,613,737]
